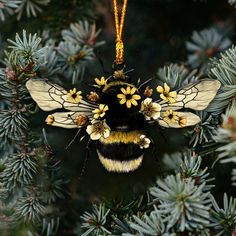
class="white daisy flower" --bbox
[86,120,111,140]
[137,135,151,149]
[140,98,161,120]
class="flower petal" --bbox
[152,111,161,120]
[160,94,167,101]
[168,97,176,104]
[169,91,177,98]
[94,114,100,119]
[92,109,100,114]
[75,96,82,103]
[117,94,126,99]
[130,87,136,95]
[173,111,178,116]
[156,86,164,93]
[126,86,131,94]
[99,104,105,110]
[120,98,126,104]
[100,112,105,118]
[164,83,170,93]
[163,110,170,117]
[95,78,101,85]
[101,77,105,84]
[144,98,152,104]
[131,99,138,106]
[86,125,93,135]
[145,138,151,145]
[91,132,102,140]
[163,117,170,123]
[132,94,141,100]
[121,87,127,94]
[103,129,110,139]
[153,103,162,112]
[126,100,132,108]
[104,105,109,111]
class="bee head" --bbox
[111,61,129,82]
[101,62,134,91]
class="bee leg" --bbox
[78,138,91,181]
[65,129,82,150]
[157,125,169,144]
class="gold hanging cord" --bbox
[113,0,128,65]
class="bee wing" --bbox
[46,112,87,129]
[26,79,96,112]
[158,112,201,128]
[161,79,221,111]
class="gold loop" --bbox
[113,0,128,65]
[116,39,124,65]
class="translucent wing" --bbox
[158,111,201,128]
[26,79,96,112]
[160,79,221,111]
[46,112,87,129]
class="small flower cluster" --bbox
[86,76,111,141]
[140,83,185,127]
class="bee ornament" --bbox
[26,64,220,173]
[26,0,221,173]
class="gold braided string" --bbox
[113,0,128,65]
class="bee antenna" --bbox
[124,68,134,74]
[138,77,154,89]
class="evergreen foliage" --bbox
[0,0,235,235]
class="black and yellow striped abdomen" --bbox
[97,130,145,173]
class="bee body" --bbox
[97,81,147,172]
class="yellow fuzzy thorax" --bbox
[102,81,137,92]
[99,130,144,144]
